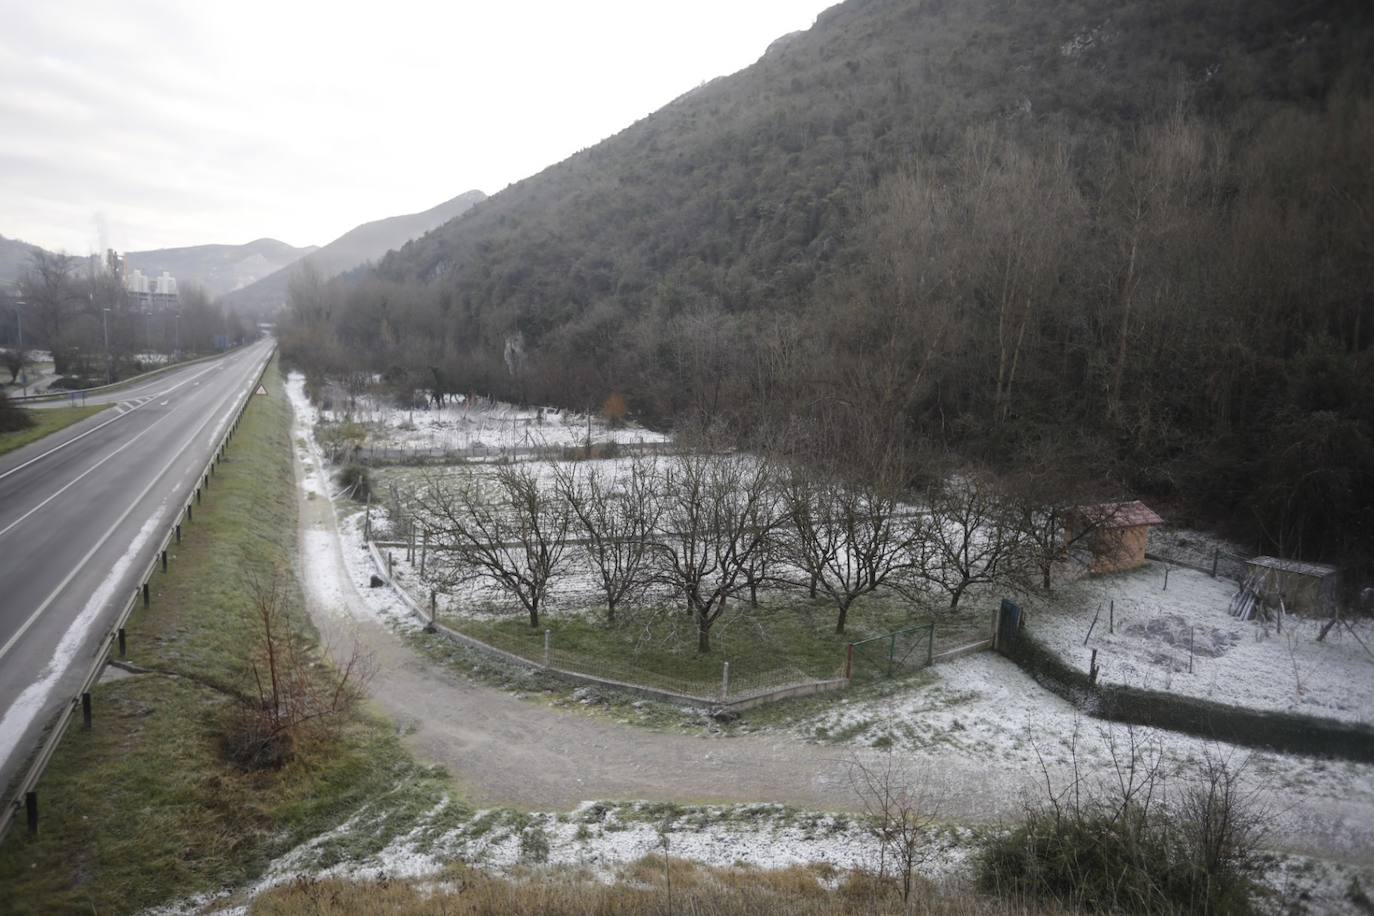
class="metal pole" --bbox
[845,643,854,680]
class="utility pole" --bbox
[14,299,24,396]
[103,307,112,384]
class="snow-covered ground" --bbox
[318,388,669,453]
[1024,561,1374,724]
[156,795,1373,916]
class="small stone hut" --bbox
[1244,556,1340,617]
[1062,500,1163,574]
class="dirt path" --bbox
[288,402,1374,864]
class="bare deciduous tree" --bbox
[651,452,782,653]
[782,459,918,633]
[907,474,1025,610]
[552,456,662,622]
[414,464,573,628]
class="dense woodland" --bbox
[279,0,1374,582]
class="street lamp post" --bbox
[103,307,112,384]
[14,299,25,396]
[174,312,181,357]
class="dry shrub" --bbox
[224,570,373,770]
[250,861,1053,915]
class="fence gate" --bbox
[996,598,1022,648]
[845,623,936,681]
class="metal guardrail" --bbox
[0,344,276,841]
[8,344,248,404]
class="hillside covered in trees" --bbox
[281,0,1374,578]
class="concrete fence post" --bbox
[544,629,551,668]
[721,661,730,700]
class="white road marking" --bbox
[0,360,228,483]
[0,350,271,666]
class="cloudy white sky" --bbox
[1,0,835,255]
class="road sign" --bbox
[254,384,268,396]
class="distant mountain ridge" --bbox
[0,234,44,288]
[126,238,316,297]
[220,190,486,313]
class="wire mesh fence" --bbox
[1146,529,1249,582]
[845,623,937,682]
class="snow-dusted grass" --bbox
[320,389,669,453]
[1023,560,1374,724]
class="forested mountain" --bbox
[282,0,1374,575]
[220,190,486,313]
[126,238,316,297]
[0,234,44,288]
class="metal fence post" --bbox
[845,643,854,680]
[721,661,730,700]
[926,622,934,667]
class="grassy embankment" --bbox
[0,404,110,457]
[453,598,990,698]
[0,358,450,914]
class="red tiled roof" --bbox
[1064,500,1163,529]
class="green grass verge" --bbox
[448,594,989,699]
[0,358,452,914]
[0,404,110,457]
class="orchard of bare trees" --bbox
[396,444,1135,654]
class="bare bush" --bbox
[227,570,372,770]
[849,753,937,904]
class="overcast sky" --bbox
[0,0,835,255]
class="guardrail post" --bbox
[721,661,730,700]
[544,629,551,668]
[142,583,150,607]
[175,523,181,543]
[25,792,37,835]
[161,550,168,573]
[196,486,201,505]
[118,628,126,658]
[81,692,92,729]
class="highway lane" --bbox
[0,338,276,798]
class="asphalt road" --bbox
[0,338,276,798]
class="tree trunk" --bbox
[697,620,711,654]
[835,601,850,635]
[949,581,968,610]
[527,604,540,629]
[809,573,818,599]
